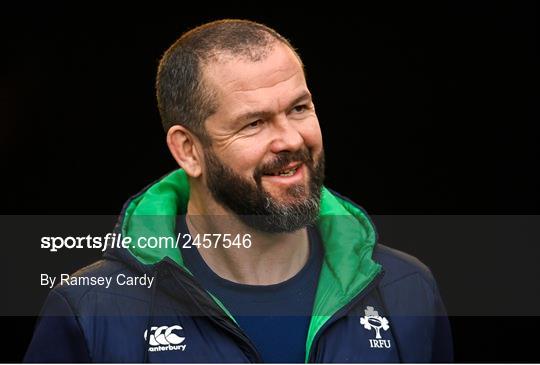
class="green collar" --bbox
[121,169,381,361]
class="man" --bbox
[25,19,452,362]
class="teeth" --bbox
[277,167,297,176]
[264,165,300,177]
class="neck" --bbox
[185,187,310,285]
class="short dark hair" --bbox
[156,19,300,145]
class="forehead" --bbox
[202,43,308,120]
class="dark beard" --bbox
[203,147,325,233]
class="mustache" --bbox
[253,148,313,181]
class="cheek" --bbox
[301,118,323,151]
[220,143,268,176]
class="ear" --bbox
[166,125,203,178]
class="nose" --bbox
[268,114,304,153]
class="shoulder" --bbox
[324,188,440,293]
[373,244,446,315]
[373,243,437,289]
[48,258,151,316]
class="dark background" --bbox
[1,4,538,363]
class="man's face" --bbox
[200,43,325,233]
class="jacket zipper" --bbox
[306,268,385,363]
[164,259,264,363]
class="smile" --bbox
[262,163,305,184]
[266,164,300,176]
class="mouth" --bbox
[261,162,306,186]
[263,162,303,177]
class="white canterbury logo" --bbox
[144,325,187,352]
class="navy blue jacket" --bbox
[25,170,453,363]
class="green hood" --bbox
[121,169,381,361]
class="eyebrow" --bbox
[231,91,312,126]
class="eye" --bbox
[292,104,308,113]
[246,120,263,128]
